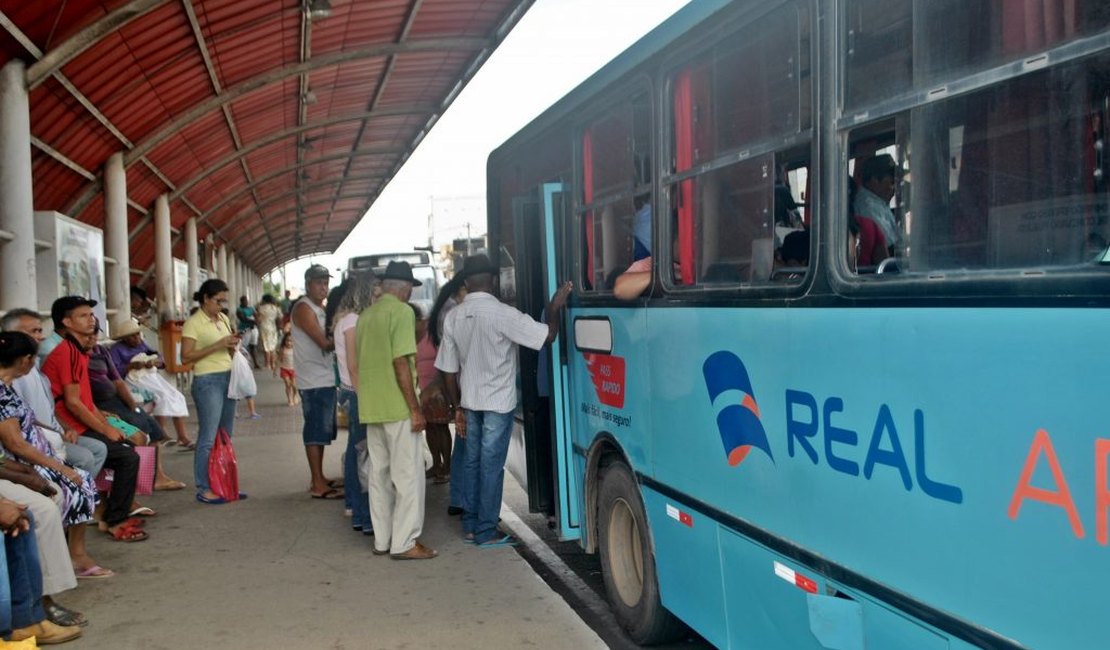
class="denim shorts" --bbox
[300,386,337,446]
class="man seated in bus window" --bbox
[614,199,654,300]
[853,154,901,255]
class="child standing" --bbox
[279,332,298,406]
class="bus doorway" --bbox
[511,182,580,540]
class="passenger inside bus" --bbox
[848,174,889,268]
[853,154,902,255]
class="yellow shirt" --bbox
[181,310,234,375]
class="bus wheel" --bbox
[598,462,684,644]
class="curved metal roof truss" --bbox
[0,0,534,278]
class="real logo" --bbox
[703,351,774,467]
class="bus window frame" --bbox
[656,0,816,300]
[827,14,1110,303]
[572,74,656,300]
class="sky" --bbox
[273,0,692,291]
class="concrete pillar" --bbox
[227,250,238,302]
[185,217,199,300]
[204,235,215,272]
[104,152,130,323]
[153,194,173,322]
[0,61,36,312]
[217,245,228,283]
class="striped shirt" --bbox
[435,291,548,414]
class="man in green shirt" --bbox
[355,261,436,560]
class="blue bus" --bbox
[488,1,1110,648]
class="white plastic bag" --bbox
[227,350,257,400]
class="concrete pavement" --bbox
[58,369,606,650]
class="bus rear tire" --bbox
[598,462,685,645]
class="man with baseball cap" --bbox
[291,264,341,499]
[41,297,142,542]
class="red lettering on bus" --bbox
[1096,439,1110,546]
[1008,429,1084,539]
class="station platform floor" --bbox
[59,368,606,649]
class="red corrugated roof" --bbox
[0,0,532,279]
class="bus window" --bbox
[666,3,811,289]
[848,49,1110,275]
[846,0,1110,112]
[579,90,651,292]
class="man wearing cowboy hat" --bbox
[356,261,437,560]
[435,254,572,546]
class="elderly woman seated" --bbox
[0,331,122,580]
[108,321,193,449]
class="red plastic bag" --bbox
[207,429,240,502]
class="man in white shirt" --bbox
[435,254,571,546]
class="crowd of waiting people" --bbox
[0,292,201,644]
[0,250,571,642]
[276,255,569,560]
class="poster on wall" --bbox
[55,217,107,329]
[173,258,189,320]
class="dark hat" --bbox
[379,261,423,286]
[304,264,332,281]
[51,296,97,329]
[859,154,901,182]
[457,254,498,279]
[774,185,805,210]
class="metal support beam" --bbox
[25,0,169,90]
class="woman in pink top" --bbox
[412,304,452,483]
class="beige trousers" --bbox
[0,479,76,596]
[365,419,425,554]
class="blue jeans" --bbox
[338,389,371,531]
[462,410,514,543]
[67,435,107,477]
[191,371,236,494]
[0,514,44,636]
[449,430,467,509]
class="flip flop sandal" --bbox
[178,441,197,451]
[154,480,187,491]
[326,478,345,489]
[44,601,88,627]
[108,525,149,542]
[75,565,115,580]
[311,488,343,500]
[128,506,156,517]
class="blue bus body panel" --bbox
[565,305,1105,649]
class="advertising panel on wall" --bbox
[173,258,189,320]
[53,215,107,330]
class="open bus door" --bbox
[511,182,581,541]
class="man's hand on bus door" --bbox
[550,281,573,310]
[454,408,467,439]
